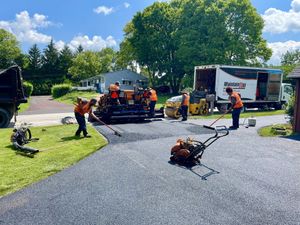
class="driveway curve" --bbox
[20,96,73,115]
[0,116,299,225]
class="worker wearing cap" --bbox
[148,88,158,117]
[74,98,102,137]
[109,81,120,104]
[226,87,243,129]
[181,90,190,121]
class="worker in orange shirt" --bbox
[225,87,244,129]
[109,81,120,104]
[74,98,102,137]
[148,87,158,117]
[181,90,190,121]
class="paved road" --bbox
[20,96,73,115]
[0,116,299,225]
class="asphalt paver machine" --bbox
[93,88,164,123]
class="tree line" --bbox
[1,0,300,95]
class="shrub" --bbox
[31,81,53,95]
[23,81,33,97]
[51,84,72,98]
[286,93,295,125]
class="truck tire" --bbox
[0,108,11,128]
[274,103,283,110]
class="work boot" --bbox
[84,134,92,138]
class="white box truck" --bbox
[193,65,293,112]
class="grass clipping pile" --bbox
[0,124,107,197]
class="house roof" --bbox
[81,70,148,82]
[288,66,300,78]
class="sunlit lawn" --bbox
[0,124,107,197]
[55,91,100,105]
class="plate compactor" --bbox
[170,125,229,167]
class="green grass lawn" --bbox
[258,124,293,137]
[55,91,100,105]
[0,124,107,197]
[156,94,173,109]
[191,109,286,120]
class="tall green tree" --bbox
[0,29,21,68]
[98,47,116,72]
[41,39,59,74]
[121,0,271,93]
[68,51,102,82]
[280,50,300,82]
[76,44,84,54]
[27,44,42,74]
[58,45,74,75]
[123,2,184,91]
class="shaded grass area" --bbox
[55,91,100,105]
[18,98,31,113]
[191,109,285,120]
[258,124,293,137]
[156,94,173,109]
[0,124,107,197]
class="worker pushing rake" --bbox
[170,86,243,167]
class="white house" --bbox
[79,70,148,93]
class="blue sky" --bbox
[1,0,300,65]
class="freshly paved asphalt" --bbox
[0,116,299,225]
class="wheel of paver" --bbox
[0,108,11,128]
[24,128,32,142]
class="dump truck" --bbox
[93,88,164,122]
[0,66,27,128]
[194,65,293,112]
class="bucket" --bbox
[248,117,256,127]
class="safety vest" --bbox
[230,92,243,109]
[182,93,190,106]
[109,84,120,99]
[74,100,92,116]
[149,89,158,101]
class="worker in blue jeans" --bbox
[225,87,243,129]
[74,98,102,137]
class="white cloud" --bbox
[267,40,300,65]
[93,6,114,15]
[68,35,117,52]
[124,2,130,8]
[291,0,300,12]
[262,0,300,34]
[0,11,53,44]
[55,40,66,52]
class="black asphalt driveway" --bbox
[0,116,299,225]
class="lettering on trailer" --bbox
[223,82,247,89]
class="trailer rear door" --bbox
[194,68,216,94]
[267,73,282,101]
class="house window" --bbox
[122,79,132,85]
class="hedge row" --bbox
[23,81,33,97]
[51,84,72,98]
